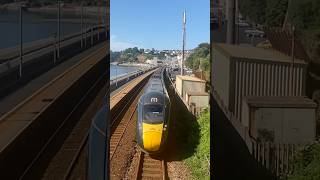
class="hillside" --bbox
[111,47,168,63]
[185,43,210,78]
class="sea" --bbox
[0,10,138,79]
[0,9,82,49]
[110,64,140,79]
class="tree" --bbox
[186,43,210,72]
[240,0,267,24]
[265,0,288,26]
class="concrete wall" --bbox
[253,108,316,143]
[176,76,206,98]
[176,77,183,96]
[212,47,230,109]
[232,59,306,121]
[189,95,209,108]
[182,81,206,98]
[241,100,250,128]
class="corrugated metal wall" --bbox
[232,59,306,121]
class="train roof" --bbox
[145,69,165,94]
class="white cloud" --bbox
[110,35,141,51]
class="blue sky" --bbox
[110,0,209,51]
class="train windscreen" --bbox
[143,105,164,124]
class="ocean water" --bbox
[110,65,139,79]
[0,10,82,49]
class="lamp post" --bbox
[57,1,61,59]
[81,2,83,48]
[53,33,57,64]
[290,25,295,96]
[19,5,23,78]
[115,65,118,87]
[181,10,186,76]
[84,7,87,48]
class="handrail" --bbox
[0,25,106,63]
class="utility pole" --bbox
[115,65,118,87]
[283,0,291,30]
[19,5,23,78]
[235,0,239,44]
[84,7,87,48]
[226,0,235,44]
[290,25,295,96]
[97,0,101,41]
[218,0,222,30]
[57,1,61,59]
[81,2,83,48]
[106,1,109,39]
[181,10,186,76]
[91,25,93,45]
[53,33,57,64]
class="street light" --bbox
[19,5,23,78]
[57,1,61,59]
[115,65,118,87]
[53,33,57,64]
[81,2,83,48]
[84,7,87,48]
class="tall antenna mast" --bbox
[181,10,186,76]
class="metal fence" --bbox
[251,139,304,179]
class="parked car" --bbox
[244,28,265,38]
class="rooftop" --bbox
[176,75,206,82]
[186,91,209,96]
[244,96,317,108]
[212,43,306,64]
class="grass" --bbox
[287,141,320,180]
[184,109,210,180]
[164,72,210,179]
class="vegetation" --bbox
[240,0,288,26]
[185,43,210,73]
[288,142,320,180]
[184,109,210,179]
[239,0,320,64]
[111,47,167,63]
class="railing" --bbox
[0,25,106,63]
[251,139,302,179]
[109,70,144,85]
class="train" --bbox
[136,67,171,154]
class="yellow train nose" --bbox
[142,123,163,151]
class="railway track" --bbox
[110,78,146,160]
[0,43,108,179]
[134,151,166,180]
[109,70,157,179]
[63,81,107,180]
[20,68,107,180]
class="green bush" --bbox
[184,109,210,179]
[185,43,210,73]
[288,142,320,180]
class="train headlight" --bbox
[163,124,167,131]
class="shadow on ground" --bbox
[212,96,275,180]
[162,75,200,163]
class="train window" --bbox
[143,105,164,124]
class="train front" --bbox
[137,91,169,154]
